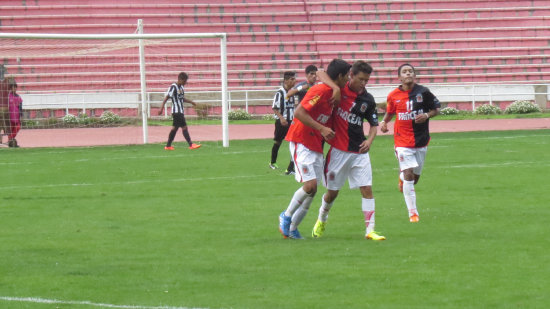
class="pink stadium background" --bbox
[1,0,549,147]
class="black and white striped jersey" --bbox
[165,83,186,114]
[292,81,315,104]
[272,87,295,122]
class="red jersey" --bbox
[9,92,22,123]
[285,83,335,153]
[329,83,378,153]
[386,84,440,148]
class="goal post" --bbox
[0,27,230,147]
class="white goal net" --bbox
[0,24,229,148]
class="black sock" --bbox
[271,143,281,164]
[287,160,294,172]
[183,129,192,146]
[167,129,177,147]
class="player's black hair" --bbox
[326,59,352,80]
[351,60,373,75]
[305,65,318,74]
[178,72,189,81]
[397,63,416,76]
[283,71,296,80]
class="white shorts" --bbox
[289,142,324,184]
[324,147,373,190]
[395,146,428,175]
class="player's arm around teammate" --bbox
[278,59,352,240]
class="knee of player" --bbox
[403,169,415,181]
[359,186,373,199]
[324,190,338,203]
[303,182,317,196]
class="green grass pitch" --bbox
[1,129,549,309]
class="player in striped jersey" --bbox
[158,72,201,150]
[311,60,385,240]
[270,71,296,174]
[380,64,440,223]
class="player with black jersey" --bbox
[270,71,296,173]
[158,72,201,150]
[285,65,318,104]
[380,64,440,223]
[311,60,385,240]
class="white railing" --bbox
[21,83,549,116]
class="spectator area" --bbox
[1,0,549,93]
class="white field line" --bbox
[0,174,271,191]
[373,160,550,173]
[435,133,550,142]
[442,161,549,169]
[0,296,210,309]
[0,150,268,165]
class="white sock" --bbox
[318,193,333,222]
[400,171,405,182]
[362,198,375,235]
[290,195,313,231]
[402,180,418,216]
[284,187,310,217]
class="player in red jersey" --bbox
[278,59,351,239]
[0,68,11,145]
[310,60,385,240]
[380,64,440,223]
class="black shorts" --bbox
[172,113,187,127]
[273,119,290,142]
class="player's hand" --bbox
[380,122,389,133]
[320,126,335,141]
[359,140,371,153]
[414,113,429,123]
[329,88,341,106]
[281,119,288,126]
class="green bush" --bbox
[46,117,59,126]
[62,114,78,124]
[99,110,121,124]
[504,100,542,114]
[22,119,39,128]
[440,107,460,115]
[474,104,501,115]
[262,114,275,121]
[77,112,92,125]
[228,109,252,120]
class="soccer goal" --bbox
[0,21,230,147]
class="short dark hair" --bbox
[305,65,318,74]
[351,60,373,76]
[283,71,296,81]
[178,72,189,81]
[397,63,416,76]
[326,59,352,80]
